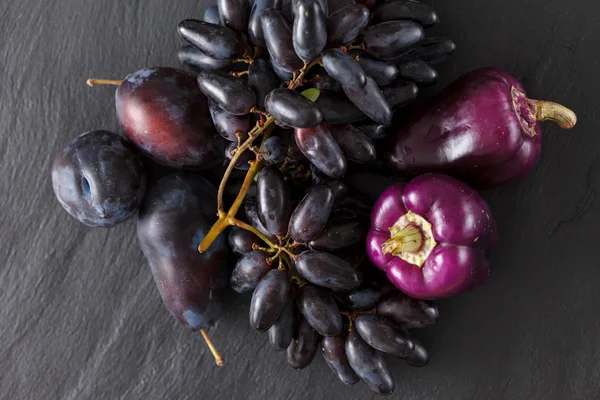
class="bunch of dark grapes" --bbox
[225,165,438,395]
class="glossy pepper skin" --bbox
[386,67,577,189]
[367,174,497,299]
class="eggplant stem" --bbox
[531,100,577,129]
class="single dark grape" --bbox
[322,48,367,89]
[376,291,439,329]
[382,80,418,108]
[297,284,343,336]
[292,0,328,16]
[225,142,253,170]
[271,57,294,81]
[293,0,328,62]
[314,90,366,124]
[261,9,304,72]
[265,88,323,128]
[249,0,283,46]
[269,297,297,350]
[116,68,223,169]
[329,124,376,163]
[343,77,392,125]
[323,179,347,207]
[178,45,233,71]
[321,334,360,385]
[178,19,241,60]
[217,0,250,32]
[350,50,399,87]
[396,58,438,87]
[336,285,381,311]
[404,340,429,367]
[288,183,335,242]
[52,130,146,227]
[257,166,293,235]
[248,57,282,109]
[244,196,278,241]
[363,20,424,59]
[404,37,456,64]
[197,70,256,115]
[287,315,320,369]
[371,0,438,27]
[230,251,273,293]
[209,100,250,142]
[295,250,362,291]
[137,174,229,329]
[250,269,291,331]
[261,136,286,165]
[308,219,366,252]
[203,6,221,25]
[345,330,394,395]
[326,4,370,46]
[354,314,414,357]
[228,226,262,255]
[294,123,347,178]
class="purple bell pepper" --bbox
[386,67,577,189]
[367,174,497,299]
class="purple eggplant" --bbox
[366,174,497,299]
[386,67,577,189]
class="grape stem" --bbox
[234,219,276,249]
[199,59,321,254]
[199,328,224,367]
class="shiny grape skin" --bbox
[197,70,256,115]
[265,88,323,128]
[178,19,241,60]
[247,57,282,110]
[356,123,389,140]
[343,77,392,125]
[321,334,360,385]
[354,314,414,357]
[371,0,438,27]
[217,0,250,32]
[271,57,294,81]
[244,197,278,241]
[324,179,347,207]
[225,142,253,170]
[382,80,418,108]
[261,9,304,73]
[269,297,297,350]
[288,183,335,242]
[178,45,233,71]
[52,130,146,227]
[404,340,429,367]
[308,219,366,252]
[249,0,283,47]
[350,50,399,87]
[257,166,293,235]
[327,0,355,14]
[281,132,306,160]
[322,49,367,89]
[326,4,370,46]
[208,100,249,142]
[314,90,366,124]
[306,69,342,91]
[287,315,320,369]
[376,291,439,329]
[362,20,424,60]
[230,250,273,293]
[293,0,328,62]
[116,67,223,170]
[261,136,286,165]
[295,250,362,291]
[250,269,291,331]
[404,37,456,65]
[203,6,221,25]
[336,285,381,311]
[329,124,376,163]
[294,124,347,178]
[396,58,438,87]
[297,284,343,336]
[345,330,395,395]
[228,226,262,255]
[137,174,229,330]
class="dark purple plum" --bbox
[115,67,223,169]
[52,130,146,227]
[137,174,229,330]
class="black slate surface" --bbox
[1,0,599,399]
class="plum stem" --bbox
[199,328,224,367]
[86,79,123,87]
[531,99,577,129]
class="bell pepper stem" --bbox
[382,225,423,255]
[531,99,577,129]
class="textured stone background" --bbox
[1,0,599,399]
